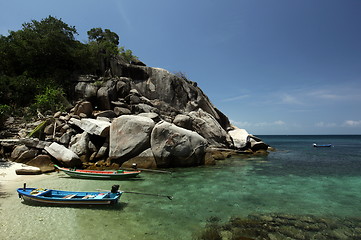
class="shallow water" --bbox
[1,135,361,239]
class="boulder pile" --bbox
[0,62,269,174]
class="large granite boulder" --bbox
[189,109,233,148]
[69,118,110,137]
[25,154,55,173]
[15,148,39,163]
[74,80,98,101]
[173,114,192,130]
[96,79,119,110]
[150,121,208,167]
[11,145,29,160]
[69,132,90,157]
[45,142,81,167]
[11,145,39,163]
[250,137,269,152]
[121,148,157,169]
[228,126,250,149]
[73,101,93,117]
[109,115,155,161]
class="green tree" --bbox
[0,17,140,118]
[88,28,119,45]
[87,28,120,74]
[5,16,79,77]
[119,47,138,64]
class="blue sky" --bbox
[1,0,361,135]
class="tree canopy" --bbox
[0,16,138,123]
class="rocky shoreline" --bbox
[0,61,270,174]
[196,213,361,240]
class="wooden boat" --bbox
[313,143,332,147]
[54,165,141,179]
[17,184,122,205]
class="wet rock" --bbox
[122,148,157,169]
[250,138,269,152]
[204,152,216,165]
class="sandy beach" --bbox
[0,161,47,194]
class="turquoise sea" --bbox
[1,135,361,239]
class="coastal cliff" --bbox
[0,59,269,172]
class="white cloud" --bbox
[274,120,286,125]
[343,120,361,127]
[308,84,361,102]
[308,90,342,100]
[231,120,285,127]
[280,94,302,105]
[221,94,249,102]
[315,122,337,127]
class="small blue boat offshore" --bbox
[17,184,122,205]
[313,143,332,148]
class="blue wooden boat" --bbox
[54,165,141,180]
[313,143,332,147]
[17,184,122,205]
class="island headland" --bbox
[1,59,269,174]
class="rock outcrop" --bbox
[0,61,269,172]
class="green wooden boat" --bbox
[54,165,141,180]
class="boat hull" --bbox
[17,188,121,205]
[313,144,332,147]
[55,165,141,180]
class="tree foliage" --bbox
[0,16,89,78]
[87,28,120,73]
[0,16,139,116]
